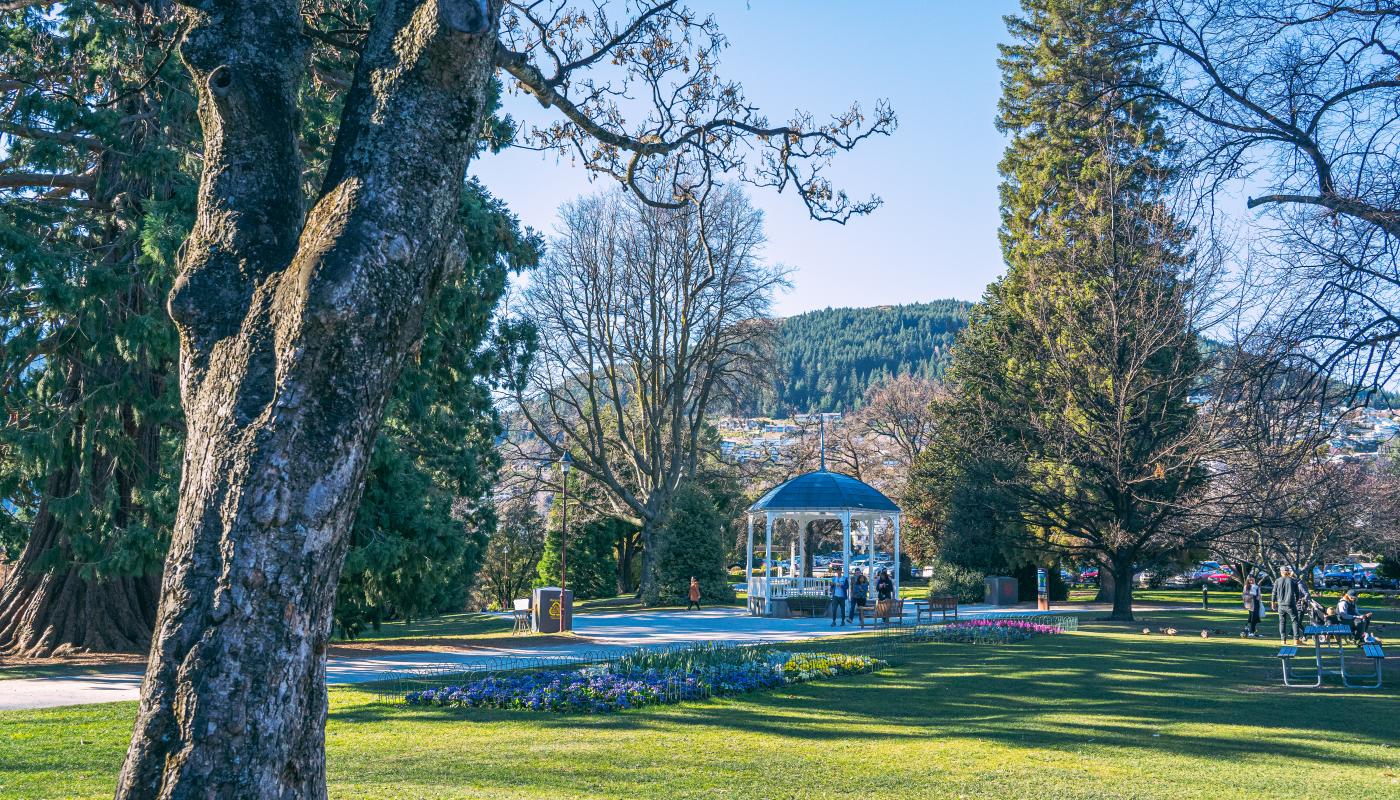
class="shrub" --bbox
[925,557,985,603]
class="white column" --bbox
[797,519,806,579]
[763,514,774,615]
[866,520,875,579]
[893,515,902,599]
[746,515,755,614]
[841,511,852,619]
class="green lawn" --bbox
[2,607,1396,799]
[334,612,513,642]
[1067,588,1400,618]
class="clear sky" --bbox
[470,0,1020,317]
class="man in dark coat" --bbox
[1271,566,1309,644]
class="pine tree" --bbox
[913,0,1209,621]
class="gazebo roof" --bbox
[748,469,900,515]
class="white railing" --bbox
[747,576,834,599]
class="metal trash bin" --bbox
[531,586,574,633]
[984,576,1018,606]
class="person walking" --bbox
[851,570,869,622]
[829,568,849,627]
[1272,566,1308,644]
[1336,589,1374,643]
[1241,575,1263,638]
[687,577,701,611]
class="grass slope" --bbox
[1,608,1396,800]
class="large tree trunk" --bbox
[1094,558,1114,602]
[0,477,159,657]
[115,1,500,796]
[1107,559,1135,621]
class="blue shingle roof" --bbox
[748,469,900,514]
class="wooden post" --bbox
[893,514,902,599]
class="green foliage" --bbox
[923,558,987,604]
[536,512,625,602]
[755,301,970,414]
[644,483,735,606]
[0,6,195,574]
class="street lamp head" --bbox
[560,451,573,474]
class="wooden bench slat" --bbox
[1277,646,1298,658]
[1362,644,1385,659]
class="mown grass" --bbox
[1,607,1396,800]
[334,612,514,642]
[1067,587,1400,618]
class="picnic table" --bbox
[1277,624,1386,688]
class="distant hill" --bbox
[749,300,972,415]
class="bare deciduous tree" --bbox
[512,187,786,597]
[858,375,944,473]
[1139,0,1400,394]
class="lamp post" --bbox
[559,452,572,631]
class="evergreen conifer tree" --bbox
[645,483,735,606]
[908,0,1209,620]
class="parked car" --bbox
[1321,563,1356,588]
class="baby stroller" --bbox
[1304,598,1338,642]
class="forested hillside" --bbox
[753,301,972,415]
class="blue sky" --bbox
[471,1,1021,317]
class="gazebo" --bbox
[745,466,902,616]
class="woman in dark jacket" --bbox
[876,570,894,602]
[851,571,870,617]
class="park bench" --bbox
[1346,642,1386,689]
[856,599,905,628]
[916,595,959,625]
[1276,645,1315,687]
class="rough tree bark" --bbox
[114,0,501,796]
[0,470,160,656]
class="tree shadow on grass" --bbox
[332,621,1398,769]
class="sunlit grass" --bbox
[1,608,1395,799]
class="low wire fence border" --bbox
[361,614,1077,704]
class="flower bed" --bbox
[404,649,883,714]
[914,618,1062,644]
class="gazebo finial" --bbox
[819,413,826,471]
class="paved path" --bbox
[0,604,1060,711]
